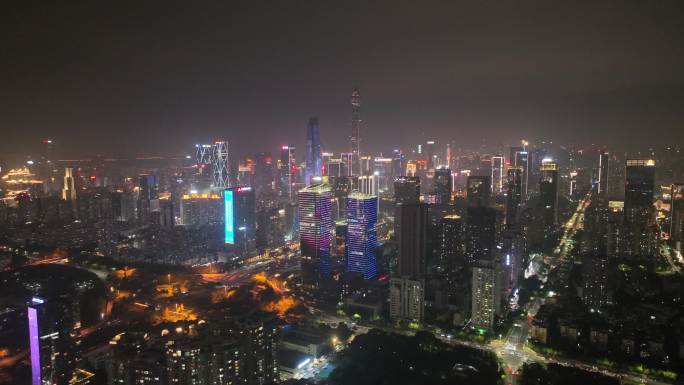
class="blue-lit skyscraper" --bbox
[305,117,322,185]
[346,193,378,279]
[298,183,332,283]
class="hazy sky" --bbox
[2,1,683,160]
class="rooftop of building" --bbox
[282,326,331,347]
[299,183,331,194]
[348,192,376,200]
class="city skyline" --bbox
[2,3,684,385]
[2,2,684,160]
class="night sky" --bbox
[2,1,684,160]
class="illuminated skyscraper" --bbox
[491,156,504,193]
[346,193,378,279]
[137,174,159,222]
[279,145,296,200]
[598,150,609,196]
[510,146,529,198]
[425,140,436,169]
[392,149,406,177]
[212,141,230,189]
[433,167,452,204]
[505,167,522,229]
[624,159,656,256]
[298,184,333,282]
[181,192,223,227]
[350,89,361,176]
[358,174,378,196]
[194,143,215,189]
[539,161,559,228]
[28,297,80,385]
[305,117,322,185]
[224,186,256,253]
[61,167,76,201]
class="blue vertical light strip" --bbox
[28,306,41,385]
[224,189,234,244]
[346,195,378,279]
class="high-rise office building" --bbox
[466,206,497,265]
[425,140,436,169]
[605,153,626,200]
[159,198,174,228]
[395,203,428,277]
[212,141,230,189]
[350,89,361,176]
[28,297,80,385]
[392,149,406,177]
[433,167,452,204]
[138,174,159,222]
[305,117,322,185]
[254,152,275,209]
[582,255,610,312]
[298,184,333,282]
[256,207,283,250]
[470,264,501,329]
[527,148,546,196]
[438,214,464,273]
[181,192,223,227]
[372,157,393,194]
[467,175,491,208]
[224,187,257,254]
[279,145,296,200]
[539,161,559,228]
[61,167,76,202]
[331,176,351,220]
[358,174,379,196]
[510,147,529,198]
[491,156,504,194]
[623,159,656,256]
[598,150,610,196]
[346,193,378,279]
[505,168,522,229]
[390,203,429,323]
[670,183,684,249]
[393,176,420,204]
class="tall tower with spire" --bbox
[350,88,361,176]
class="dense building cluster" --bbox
[1,89,684,384]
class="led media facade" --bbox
[28,305,41,385]
[298,184,333,278]
[224,189,234,244]
[346,193,378,279]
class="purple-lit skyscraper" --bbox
[305,117,322,185]
[346,193,378,279]
[298,183,332,283]
[27,297,78,385]
[28,299,41,385]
